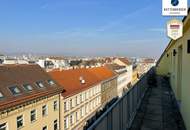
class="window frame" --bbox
[23,84,33,92]
[47,80,55,86]
[42,105,48,116]
[17,115,24,129]
[54,119,58,130]
[30,109,36,123]
[53,100,58,111]
[36,81,45,88]
[9,86,21,96]
[0,122,7,130]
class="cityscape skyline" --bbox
[0,0,173,58]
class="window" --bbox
[36,81,45,88]
[0,92,4,99]
[54,120,58,130]
[80,108,82,117]
[42,126,47,130]
[54,101,58,111]
[17,115,23,129]
[70,99,72,109]
[75,112,78,121]
[47,80,55,86]
[9,86,21,95]
[0,122,7,130]
[64,102,67,112]
[23,84,33,92]
[42,105,48,116]
[77,95,80,105]
[64,116,69,129]
[70,114,73,125]
[82,93,84,102]
[80,94,82,102]
[75,96,77,106]
[82,106,85,117]
[64,101,69,112]
[30,109,36,122]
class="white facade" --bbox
[113,58,133,96]
[116,66,132,97]
[3,59,29,64]
[36,59,46,68]
[61,84,102,130]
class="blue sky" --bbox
[0,0,181,58]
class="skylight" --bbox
[47,80,55,86]
[36,81,45,88]
[23,84,33,92]
[9,86,21,95]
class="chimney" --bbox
[79,76,85,84]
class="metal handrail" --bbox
[87,68,153,130]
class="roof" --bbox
[88,67,117,81]
[117,58,131,65]
[105,64,127,74]
[49,67,117,97]
[0,64,63,111]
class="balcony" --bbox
[86,68,186,130]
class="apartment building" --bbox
[156,9,190,130]
[49,66,117,130]
[89,67,117,107]
[0,64,63,130]
[113,58,133,86]
[106,64,129,97]
[49,68,102,130]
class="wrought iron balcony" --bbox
[86,68,186,130]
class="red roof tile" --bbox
[49,67,116,97]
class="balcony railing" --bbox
[87,68,154,130]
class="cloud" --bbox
[96,6,152,32]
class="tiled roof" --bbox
[105,64,127,74]
[118,58,131,65]
[0,64,63,111]
[105,64,126,70]
[49,67,117,97]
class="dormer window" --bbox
[47,80,55,86]
[0,92,4,99]
[23,84,33,92]
[9,86,21,95]
[36,81,45,88]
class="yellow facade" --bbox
[156,12,190,130]
[0,94,60,130]
[132,70,138,84]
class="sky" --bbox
[0,0,183,58]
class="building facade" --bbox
[49,66,117,130]
[113,58,133,87]
[88,67,118,107]
[156,9,190,130]
[106,64,129,97]
[0,64,63,130]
